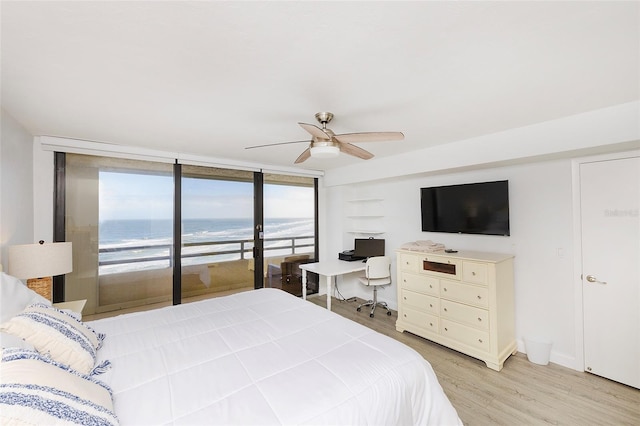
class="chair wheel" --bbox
[357,307,361,312]
[387,311,392,316]
[370,313,374,318]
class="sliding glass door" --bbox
[59,153,318,315]
[262,173,318,296]
[180,165,255,303]
[64,154,174,315]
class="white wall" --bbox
[323,159,579,367]
[0,109,34,270]
[33,141,54,244]
[319,104,640,371]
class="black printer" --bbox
[338,250,365,262]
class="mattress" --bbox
[89,288,461,425]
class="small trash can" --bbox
[524,337,552,365]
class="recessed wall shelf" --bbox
[345,197,384,235]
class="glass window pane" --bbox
[65,154,174,315]
[181,165,254,302]
[263,174,317,296]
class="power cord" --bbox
[333,276,357,303]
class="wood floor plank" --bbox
[310,295,640,426]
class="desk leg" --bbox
[326,275,332,311]
[301,270,307,301]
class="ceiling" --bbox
[2,1,638,171]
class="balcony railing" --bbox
[98,235,315,269]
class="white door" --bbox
[581,155,639,389]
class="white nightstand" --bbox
[53,299,87,319]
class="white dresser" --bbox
[395,249,516,371]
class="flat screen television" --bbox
[420,180,510,236]
[353,238,386,259]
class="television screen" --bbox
[353,238,386,258]
[421,180,510,236]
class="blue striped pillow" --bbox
[0,303,105,374]
[0,348,118,425]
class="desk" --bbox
[300,260,366,311]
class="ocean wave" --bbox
[99,217,314,275]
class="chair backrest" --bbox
[365,256,391,279]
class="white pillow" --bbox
[0,347,118,426]
[0,303,104,375]
[0,331,34,350]
[0,272,51,323]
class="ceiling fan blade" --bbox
[299,122,331,140]
[339,143,374,160]
[245,140,309,150]
[333,131,404,144]
[294,147,311,164]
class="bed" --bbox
[0,271,461,425]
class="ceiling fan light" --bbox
[310,145,340,159]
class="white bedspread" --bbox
[89,288,461,425]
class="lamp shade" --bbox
[310,145,340,158]
[8,241,73,279]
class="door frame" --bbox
[571,149,640,372]
[253,171,264,289]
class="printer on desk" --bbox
[338,250,364,262]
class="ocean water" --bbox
[99,218,314,274]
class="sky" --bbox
[98,171,314,220]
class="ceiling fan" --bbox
[245,112,404,164]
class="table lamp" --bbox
[8,240,73,302]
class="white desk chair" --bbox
[356,256,392,318]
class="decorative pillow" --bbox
[0,348,118,425]
[0,332,35,350]
[0,303,105,375]
[0,272,51,323]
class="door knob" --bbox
[585,275,607,285]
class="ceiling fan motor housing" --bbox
[315,112,334,127]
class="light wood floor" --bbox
[308,295,640,426]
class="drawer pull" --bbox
[444,327,448,332]
[443,288,447,292]
[477,295,482,299]
[472,271,476,276]
[477,317,482,322]
[404,314,407,317]
[403,296,407,300]
[429,304,433,308]
[429,322,433,327]
[478,339,483,343]
[443,308,448,312]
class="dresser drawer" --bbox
[422,255,461,280]
[401,289,439,315]
[440,280,489,308]
[440,299,489,330]
[401,272,439,296]
[401,306,439,332]
[441,319,490,352]
[399,253,421,273]
[462,261,488,285]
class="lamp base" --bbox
[26,277,53,302]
